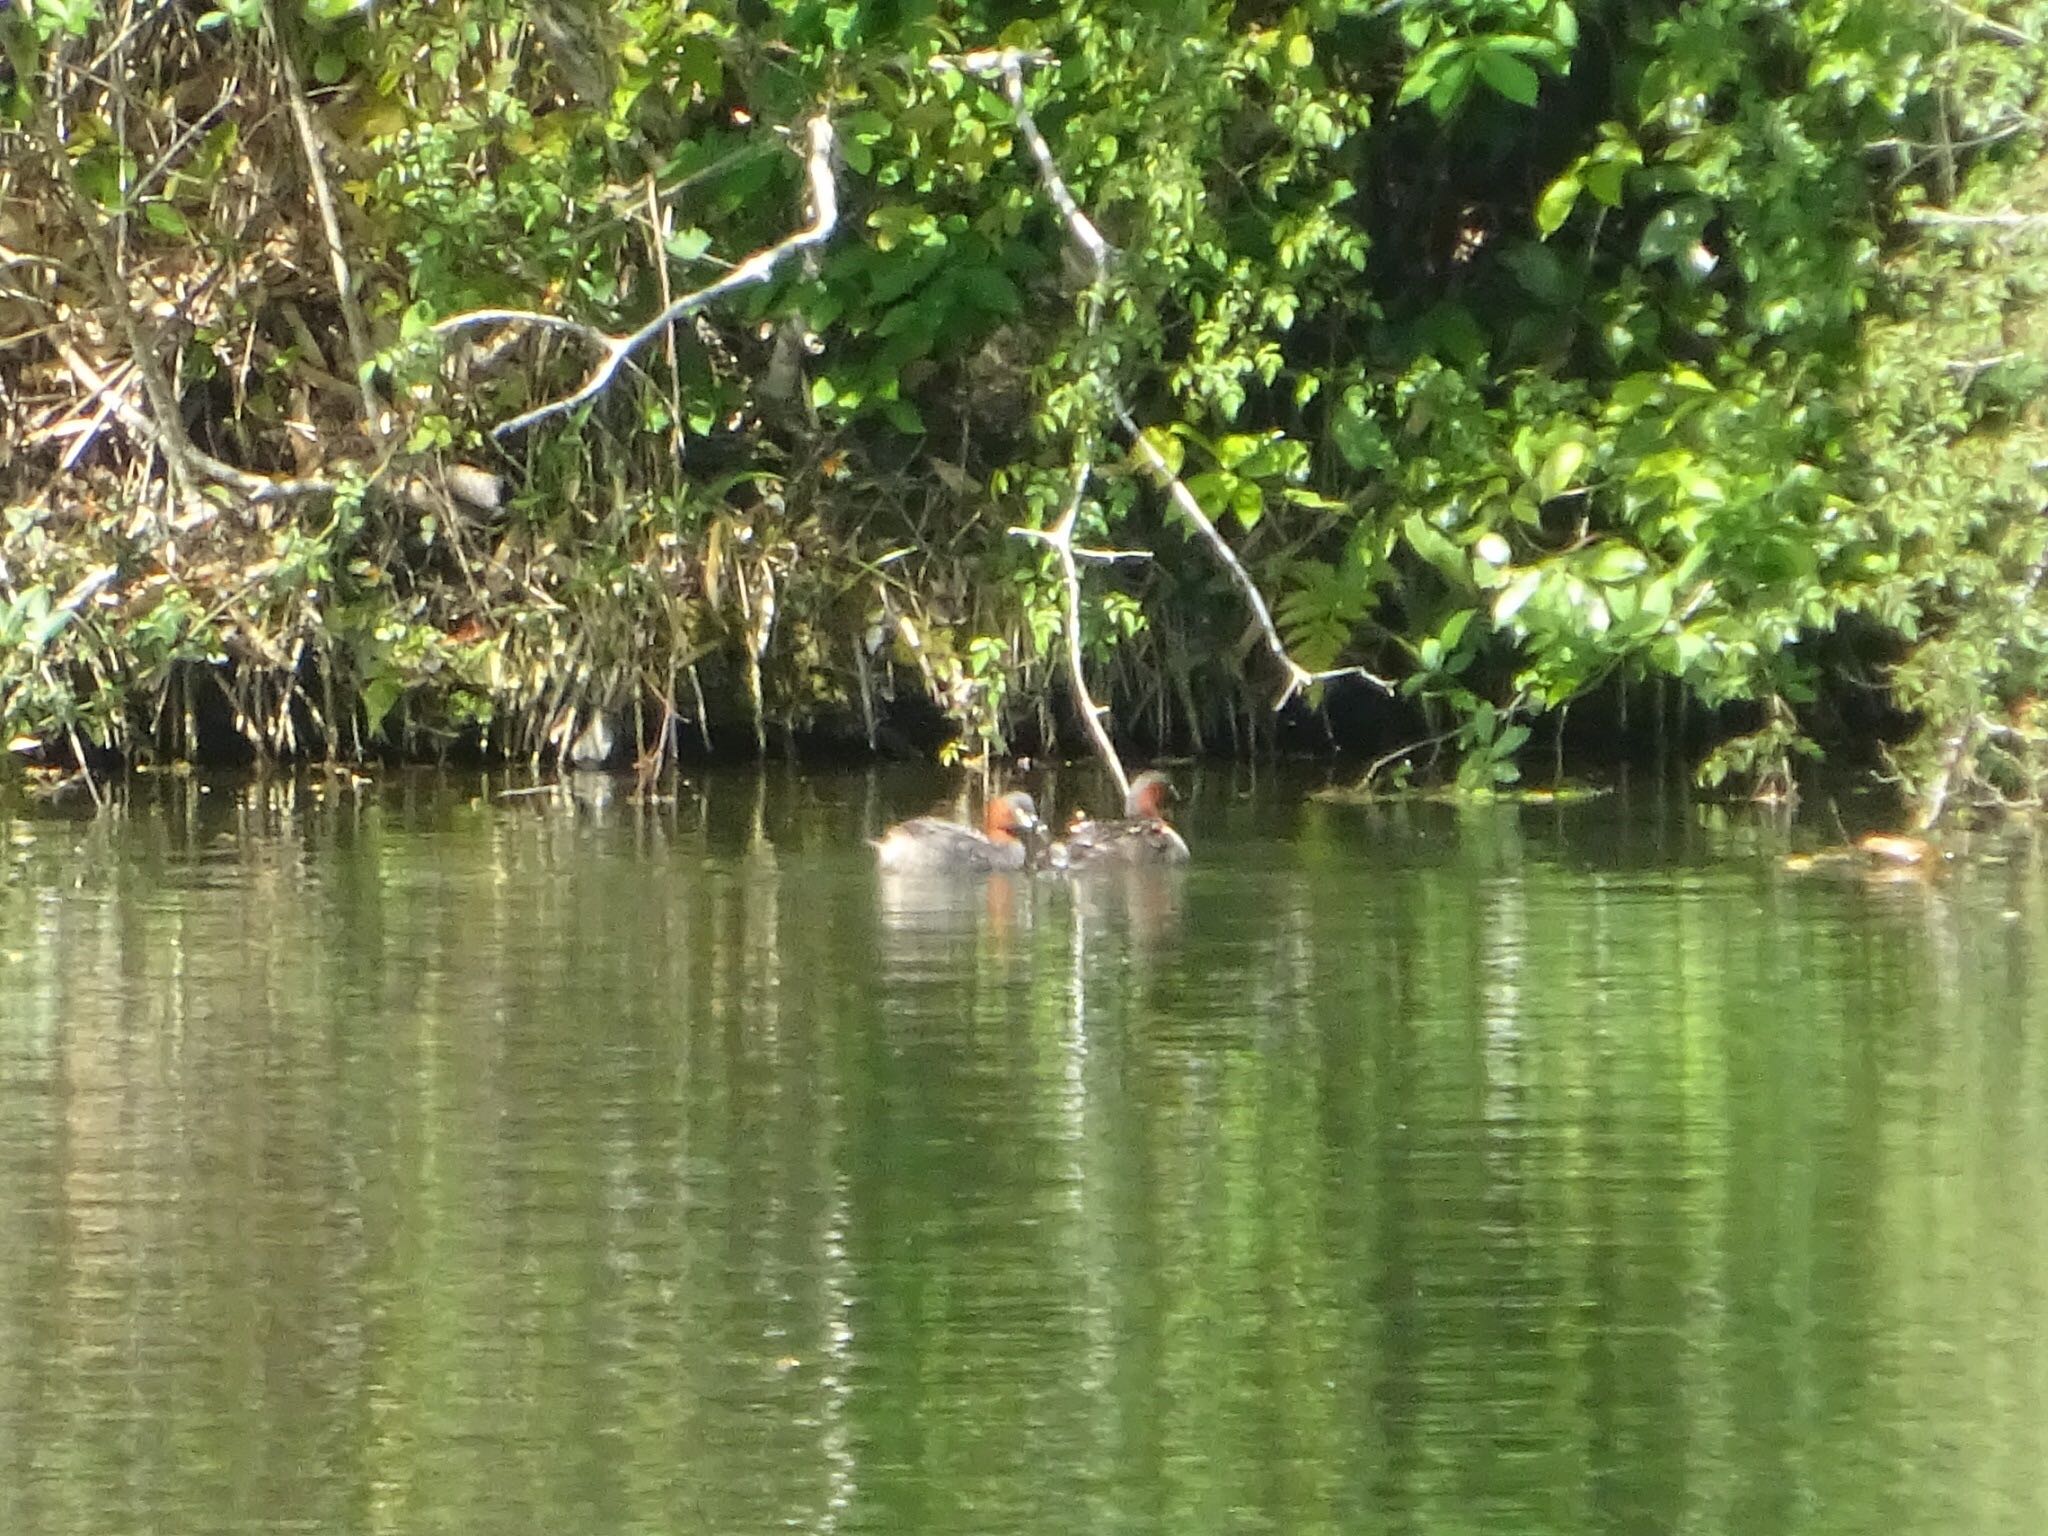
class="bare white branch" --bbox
[997,58,1113,276]
[1007,529,1152,563]
[979,56,1390,710]
[1907,207,2048,232]
[1008,462,1131,798]
[432,114,839,440]
[1118,403,1392,703]
[930,48,1057,78]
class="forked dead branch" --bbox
[951,45,1387,789]
[432,115,839,440]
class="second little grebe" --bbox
[873,790,1042,873]
[1051,770,1190,868]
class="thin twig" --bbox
[33,91,197,502]
[432,114,839,439]
[1931,0,2035,45]
[268,3,386,436]
[1117,402,1392,704]
[50,339,345,503]
[1356,725,1462,792]
[128,83,236,205]
[1007,523,1151,566]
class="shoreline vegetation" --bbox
[3,2,2046,825]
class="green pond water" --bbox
[2,768,2046,1536]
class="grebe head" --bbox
[984,790,1041,842]
[1126,771,1176,821]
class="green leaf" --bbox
[1136,427,1185,478]
[1485,34,1561,59]
[1584,158,1627,207]
[1396,41,1454,106]
[1639,199,1711,263]
[27,606,70,652]
[676,36,723,98]
[363,677,402,735]
[75,150,130,209]
[1332,392,1391,472]
[1607,373,1664,417]
[1404,512,1469,587]
[1216,433,1268,470]
[1535,440,1586,499]
[1185,471,1233,517]
[1232,481,1264,530]
[1286,33,1314,68]
[1474,48,1540,107]
[1418,301,1486,364]
[143,201,189,236]
[1493,569,1543,625]
[1503,241,1571,304]
[1586,542,1649,584]
[665,227,712,263]
[954,265,1021,318]
[1427,53,1476,117]
[874,300,932,339]
[1534,173,1581,237]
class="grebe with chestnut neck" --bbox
[1050,771,1190,868]
[873,790,1043,873]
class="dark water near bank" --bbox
[2,768,2045,1536]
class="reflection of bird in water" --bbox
[1068,862,1187,948]
[1051,771,1190,868]
[873,790,1041,873]
[876,868,1034,940]
[1783,832,1945,883]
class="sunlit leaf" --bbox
[665,227,712,262]
[143,201,189,236]
[1534,172,1581,236]
[1536,440,1586,499]
[1404,512,1469,587]
[1475,48,1540,107]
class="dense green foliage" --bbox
[2,0,2044,814]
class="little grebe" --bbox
[873,790,1042,873]
[1051,770,1190,868]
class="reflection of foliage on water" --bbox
[2,783,2047,1532]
